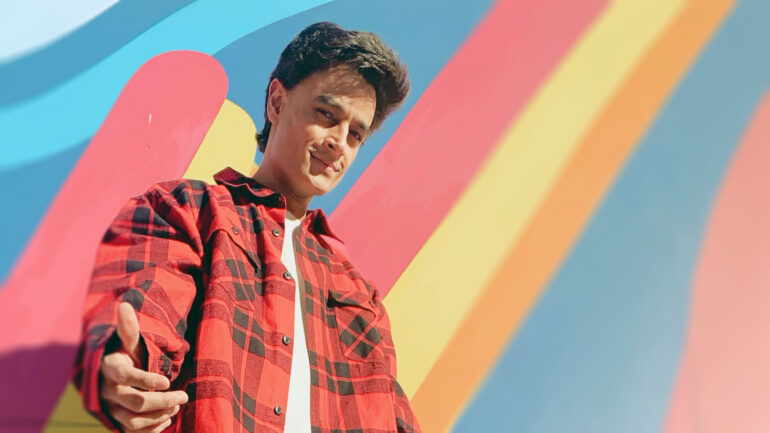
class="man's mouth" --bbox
[310,151,339,172]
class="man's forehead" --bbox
[299,65,367,94]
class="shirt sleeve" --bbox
[373,289,423,433]
[72,181,205,430]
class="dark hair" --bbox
[257,22,410,152]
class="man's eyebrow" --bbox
[316,94,341,110]
[316,94,371,134]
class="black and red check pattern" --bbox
[73,167,421,433]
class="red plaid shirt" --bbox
[73,167,421,433]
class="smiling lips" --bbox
[310,151,339,172]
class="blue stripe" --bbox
[453,1,770,432]
[0,139,88,283]
[0,0,331,171]
[0,0,194,106]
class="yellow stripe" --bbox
[384,0,688,398]
[44,383,105,432]
[183,98,259,180]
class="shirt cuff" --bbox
[78,325,122,432]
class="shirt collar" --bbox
[213,166,275,199]
[308,208,344,243]
[213,166,343,243]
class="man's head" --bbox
[256,22,409,200]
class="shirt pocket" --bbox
[327,288,389,366]
[204,220,262,312]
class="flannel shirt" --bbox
[73,167,421,433]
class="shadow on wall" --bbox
[0,344,79,432]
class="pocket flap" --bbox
[328,288,376,312]
[204,213,260,272]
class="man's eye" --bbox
[348,132,365,147]
[316,108,334,121]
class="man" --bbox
[73,22,421,433]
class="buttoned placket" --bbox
[259,202,292,424]
[266,195,323,429]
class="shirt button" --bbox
[232,226,240,234]
[274,405,283,415]
[282,335,291,345]
[283,271,292,280]
[272,228,281,237]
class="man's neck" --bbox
[251,167,310,218]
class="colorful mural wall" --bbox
[1,0,769,431]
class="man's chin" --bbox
[302,175,335,197]
[310,184,334,196]
[302,182,331,197]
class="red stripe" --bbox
[0,50,228,350]
[330,0,607,296]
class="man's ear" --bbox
[266,78,287,124]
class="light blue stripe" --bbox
[0,0,330,171]
[0,0,195,106]
[453,0,770,431]
[0,0,491,285]
[0,0,117,61]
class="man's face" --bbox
[262,65,376,200]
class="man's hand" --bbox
[100,302,189,432]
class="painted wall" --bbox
[1,0,769,431]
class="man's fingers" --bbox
[104,384,188,413]
[109,403,179,431]
[127,418,173,433]
[101,353,170,390]
[128,417,174,433]
[121,416,174,433]
[116,302,142,364]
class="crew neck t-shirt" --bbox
[281,211,311,432]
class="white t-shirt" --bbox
[281,211,311,432]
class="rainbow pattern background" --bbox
[1,0,769,431]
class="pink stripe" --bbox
[0,51,227,350]
[330,0,607,296]
[665,92,770,433]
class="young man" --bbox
[73,22,421,433]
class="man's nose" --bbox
[324,123,348,153]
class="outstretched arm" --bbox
[73,182,205,432]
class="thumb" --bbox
[116,302,143,366]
